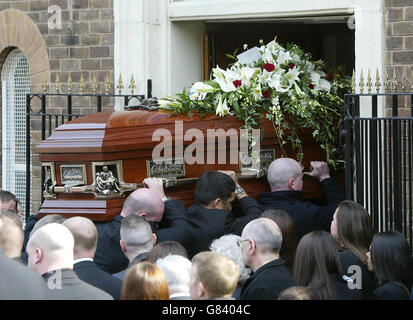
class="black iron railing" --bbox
[25,80,152,221]
[342,92,413,247]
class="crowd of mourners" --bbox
[0,157,412,300]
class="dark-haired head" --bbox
[370,231,413,289]
[261,209,297,270]
[331,200,373,266]
[194,171,236,209]
[147,241,188,263]
[293,230,342,300]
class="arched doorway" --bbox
[1,48,31,216]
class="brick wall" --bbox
[385,0,413,116]
[0,0,115,214]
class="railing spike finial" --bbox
[359,69,364,94]
[117,74,124,95]
[104,73,111,95]
[351,69,356,93]
[410,67,413,92]
[375,68,381,93]
[42,77,49,94]
[91,73,98,94]
[392,69,398,92]
[129,74,136,95]
[401,68,408,92]
[67,74,73,94]
[367,69,372,94]
[55,74,61,94]
[384,69,389,93]
[79,73,86,94]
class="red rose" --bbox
[326,73,333,81]
[288,63,295,69]
[308,83,315,89]
[262,89,270,99]
[233,80,242,88]
[264,63,275,72]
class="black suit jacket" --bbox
[240,259,296,300]
[258,177,345,242]
[73,260,122,300]
[112,252,148,281]
[42,269,113,300]
[0,250,50,300]
[184,196,262,258]
[94,200,190,274]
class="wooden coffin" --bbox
[35,109,338,221]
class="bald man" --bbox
[26,223,112,300]
[94,182,192,274]
[240,218,296,300]
[64,217,122,300]
[258,158,345,242]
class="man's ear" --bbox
[248,239,257,256]
[212,198,223,210]
[34,248,43,265]
[198,281,207,299]
[152,233,157,246]
[139,212,147,220]
[120,240,126,254]
[287,177,296,190]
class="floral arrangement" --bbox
[158,38,351,167]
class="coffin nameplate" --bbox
[146,159,186,179]
[239,149,275,178]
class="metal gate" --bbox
[342,92,413,248]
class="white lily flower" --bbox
[268,73,291,93]
[240,67,258,86]
[252,82,262,101]
[216,97,232,117]
[285,67,300,83]
[318,79,331,92]
[213,67,237,92]
[157,99,173,108]
[189,82,215,100]
[277,50,291,64]
[310,71,321,84]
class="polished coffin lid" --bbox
[35,109,328,221]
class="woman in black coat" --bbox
[330,200,376,299]
[293,230,362,300]
[367,231,413,300]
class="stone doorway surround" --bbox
[0,9,50,92]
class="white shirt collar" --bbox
[73,258,94,264]
[169,292,191,299]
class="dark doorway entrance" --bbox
[204,17,354,79]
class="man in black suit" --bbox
[94,184,193,274]
[63,216,122,299]
[26,223,113,300]
[240,218,296,300]
[184,170,262,258]
[112,214,155,280]
[258,158,345,242]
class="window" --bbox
[1,48,31,221]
